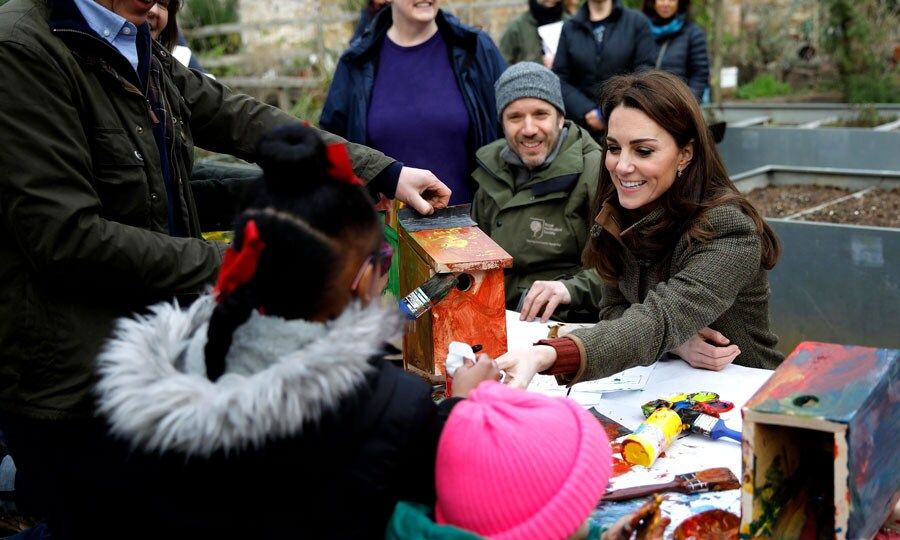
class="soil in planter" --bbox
[825,114,898,128]
[746,185,851,218]
[799,187,900,228]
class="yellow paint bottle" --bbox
[622,408,684,467]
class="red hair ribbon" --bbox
[325,142,364,186]
[214,220,266,303]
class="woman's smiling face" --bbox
[604,104,692,214]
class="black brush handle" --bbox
[603,480,680,501]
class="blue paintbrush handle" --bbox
[690,413,742,442]
[710,421,742,442]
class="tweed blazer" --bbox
[564,202,783,383]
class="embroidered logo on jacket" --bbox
[527,218,563,247]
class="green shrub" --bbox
[182,0,238,28]
[822,0,898,103]
[844,73,900,104]
[182,0,241,57]
[736,74,792,100]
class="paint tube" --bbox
[399,273,459,320]
[621,408,684,467]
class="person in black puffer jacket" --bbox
[643,0,709,102]
[552,0,657,138]
[82,125,500,540]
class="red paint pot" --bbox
[673,509,740,540]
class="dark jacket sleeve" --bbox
[561,269,604,311]
[319,55,352,138]
[189,162,262,231]
[553,25,597,120]
[631,13,658,72]
[686,25,710,102]
[396,386,462,507]
[482,32,509,84]
[0,42,220,293]
[478,31,509,139]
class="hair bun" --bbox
[256,124,330,196]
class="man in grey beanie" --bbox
[471,62,604,322]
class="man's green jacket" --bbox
[471,121,603,315]
[0,0,396,420]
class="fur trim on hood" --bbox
[95,295,402,457]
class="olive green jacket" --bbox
[0,0,394,419]
[565,202,783,383]
[499,11,570,66]
[471,121,603,315]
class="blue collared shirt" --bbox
[72,0,140,73]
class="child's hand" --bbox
[601,495,669,540]
[450,354,501,398]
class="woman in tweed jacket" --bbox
[500,70,783,388]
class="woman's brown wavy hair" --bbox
[583,70,780,282]
[157,0,181,51]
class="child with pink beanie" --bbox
[386,380,615,540]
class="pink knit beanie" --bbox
[435,381,613,540]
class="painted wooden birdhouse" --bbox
[740,341,899,539]
[398,205,513,378]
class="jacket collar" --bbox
[46,0,93,33]
[346,8,478,63]
[477,121,592,188]
[47,0,146,89]
[95,295,402,456]
[499,126,568,171]
[594,197,665,245]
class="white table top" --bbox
[505,311,775,534]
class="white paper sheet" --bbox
[528,362,656,395]
[537,21,564,56]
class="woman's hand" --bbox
[520,280,572,323]
[673,327,740,371]
[450,354,502,398]
[495,346,557,390]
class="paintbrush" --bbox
[399,273,459,320]
[678,408,742,442]
[603,467,740,502]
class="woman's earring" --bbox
[676,167,683,178]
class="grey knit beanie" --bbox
[494,62,565,119]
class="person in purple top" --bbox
[321,0,507,206]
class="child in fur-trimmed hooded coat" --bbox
[88,124,500,540]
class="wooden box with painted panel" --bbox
[740,342,899,539]
[398,206,513,377]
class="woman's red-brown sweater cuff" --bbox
[535,338,581,376]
